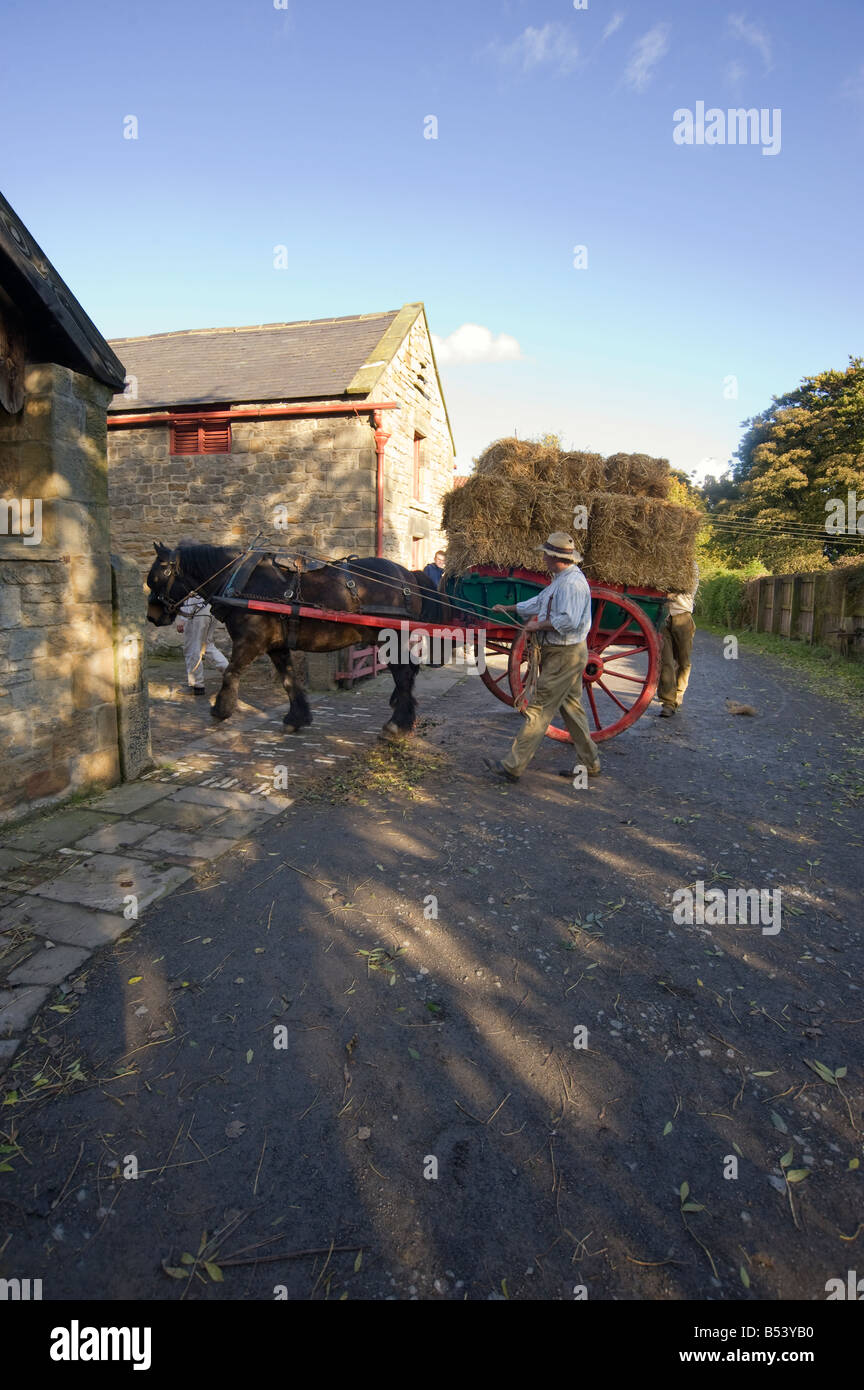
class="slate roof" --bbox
[108,309,404,411]
[0,190,126,390]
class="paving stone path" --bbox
[0,662,468,1073]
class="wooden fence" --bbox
[747,564,864,659]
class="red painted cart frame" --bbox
[217,569,667,744]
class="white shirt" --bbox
[179,595,212,620]
[515,565,593,645]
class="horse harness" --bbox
[214,550,417,649]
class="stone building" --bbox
[107,302,455,575]
[0,191,149,825]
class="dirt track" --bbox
[1,631,862,1301]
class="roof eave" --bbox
[345,301,456,454]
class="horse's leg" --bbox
[268,645,313,732]
[382,661,418,738]
[211,629,261,721]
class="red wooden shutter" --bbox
[201,421,231,453]
[170,419,231,454]
[171,420,200,454]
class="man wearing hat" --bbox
[485,532,600,782]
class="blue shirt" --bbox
[423,562,443,588]
[515,565,592,645]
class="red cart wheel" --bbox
[479,636,519,705]
[507,587,660,743]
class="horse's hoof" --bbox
[380,720,408,741]
[210,704,228,721]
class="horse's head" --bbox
[146,541,191,626]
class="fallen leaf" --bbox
[225,1121,246,1139]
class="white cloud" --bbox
[727,14,773,72]
[490,23,581,75]
[602,14,625,42]
[726,59,747,86]
[623,24,670,91]
[432,325,524,366]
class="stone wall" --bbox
[111,553,152,777]
[0,364,122,822]
[374,313,455,567]
[108,413,379,577]
[106,312,455,580]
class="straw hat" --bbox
[536,532,583,562]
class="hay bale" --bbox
[473,437,549,480]
[558,451,607,491]
[443,438,696,591]
[441,475,592,575]
[472,438,606,491]
[583,494,700,592]
[443,528,543,576]
[603,453,670,499]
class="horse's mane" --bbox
[175,542,240,584]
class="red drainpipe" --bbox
[373,410,391,558]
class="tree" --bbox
[704,358,864,572]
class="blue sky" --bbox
[2,0,862,477]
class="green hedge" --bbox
[695,571,750,627]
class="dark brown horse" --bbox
[145,542,449,737]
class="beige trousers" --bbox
[501,642,599,778]
[658,613,696,710]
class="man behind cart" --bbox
[484,532,600,782]
[657,562,699,717]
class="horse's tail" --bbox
[410,570,453,624]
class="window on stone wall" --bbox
[413,432,425,501]
[411,536,424,568]
[170,418,232,454]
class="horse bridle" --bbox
[150,548,245,618]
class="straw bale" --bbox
[583,494,700,592]
[441,439,697,591]
[603,453,671,499]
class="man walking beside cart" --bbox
[485,532,601,783]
